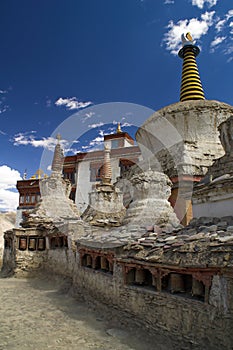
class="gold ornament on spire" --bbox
[116,122,122,133]
[56,133,61,142]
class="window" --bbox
[111,139,119,149]
[50,236,68,249]
[90,163,103,182]
[64,171,76,184]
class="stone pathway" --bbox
[0,275,164,350]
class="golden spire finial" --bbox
[116,122,122,133]
[56,133,61,143]
[181,32,193,46]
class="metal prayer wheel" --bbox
[28,238,36,250]
[135,269,145,284]
[19,237,27,250]
[192,278,204,297]
[55,237,60,247]
[63,236,68,247]
[152,275,157,287]
[169,273,185,293]
[109,262,113,273]
[86,255,92,267]
[38,238,45,250]
[100,256,108,270]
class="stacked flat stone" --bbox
[123,216,233,268]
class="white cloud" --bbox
[0,106,9,114]
[191,0,217,9]
[55,97,92,110]
[13,132,68,151]
[81,130,105,152]
[212,10,233,59]
[215,10,233,33]
[46,99,52,107]
[215,18,227,32]
[0,165,22,211]
[210,36,226,48]
[0,88,9,114]
[163,11,215,54]
[88,122,104,128]
[230,22,233,34]
[164,0,174,4]
[99,130,105,137]
[82,111,95,123]
[89,136,104,147]
[226,10,233,21]
[224,44,233,58]
[122,122,132,127]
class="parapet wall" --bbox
[72,259,233,350]
[3,224,233,349]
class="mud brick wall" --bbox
[14,250,47,276]
[45,249,77,278]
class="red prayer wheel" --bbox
[169,273,185,293]
[100,256,108,270]
[28,238,36,250]
[135,269,145,284]
[38,238,45,250]
[19,237,27,250]
[86,255,92,267]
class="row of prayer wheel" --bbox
[169,273,204,296]
[19,237,46,251]
[126,269,205,297]
[84,254,113,273]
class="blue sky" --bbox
[1,0,233,210]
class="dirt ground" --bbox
[0,274,178,350]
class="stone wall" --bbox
[73,261,233,350]
[45,245,77,278]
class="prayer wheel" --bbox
[19,237,27,250]
[126,269,135,284]
[109,262,113,273]
[169,273,185,293]
[38,238,45,251]
[28,238,36,250]
[55,237,60,247]
[100,256,108,270]
[192,278,204,297]
[135,269,145,284]
[152,275,157,287]
[86,255,92,267]
[63,236,68,247]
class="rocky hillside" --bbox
[0,212,16,266]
